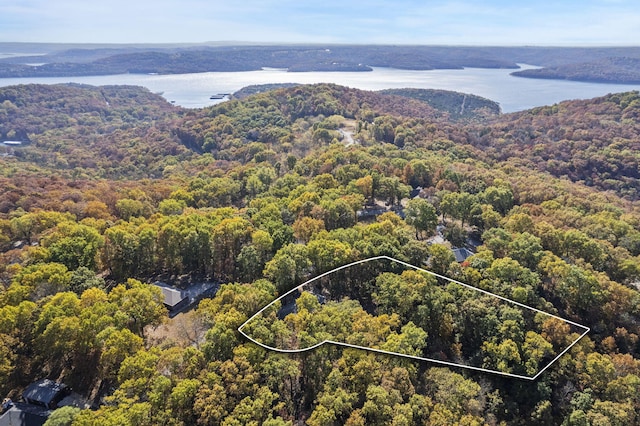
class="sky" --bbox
[1,0,639,46]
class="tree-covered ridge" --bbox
[473,91,640,200]
[0,84,190,178]
[234,85,502,123]
[177,84,640,200]
[0,84,176,135]
[0,45,521,77]
[0,83,639,424]
[173,84,449,160]
[379,88,501,121]
[512,57,640,84]
[3,44,640,84]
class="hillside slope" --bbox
[380,88,501,121]
[472,91,640,199]
[0,84,190,178]
[0,82,639,424]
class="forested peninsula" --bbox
[1,44,640,84]
[1,83,640,425]
[512,57,640,84]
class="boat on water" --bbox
[209,93,230,100]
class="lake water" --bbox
[1,65,639,113]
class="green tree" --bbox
[403,159,432,188]
[482,186,514,215]
[103,224,141,281]
[586,400,635,426]
[379,176,410,207]
[381,322,428,357]
[109,280,166,338]
[482,338,522,374]
[158,198,186,215]
[428,244,455,276]
[440,192,478,228]
[0,334,15,393]
[264,244,311,293]
[320,198,357,230]
[69,266,105,295]
[374,271,432,322]
[168,378,201,425]
[508,232,544,270]
[307,238,353,274]
[372,116,397,144]
[211,217,253,280]
[425,368,483,418]
[308,373,358,425]
[522,331,554,375]
[485,257,540,298]
[98,327,144,380]
[405,198,437,239]
[43,406,81,426]
[115,198,149,220]
[9,210,74,244]
[482,227,512,258]
[585,353,616,393]
[42,222,104,270]
[6,262,71,303]
[562,229,606,269]
[361,385,402,425]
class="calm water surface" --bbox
[0,65,639,113]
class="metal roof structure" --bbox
[22,380,67,410]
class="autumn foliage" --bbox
[0,83,639,424]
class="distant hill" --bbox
[0,45,519,77]
[511,57,640,84]
[3,45,640,84]
[0,83,190,178]
[379,88,501,121]
[2,44,640,84]
[469,90,640,199]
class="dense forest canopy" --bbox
[0,82,639,425]
[240,255,590,381]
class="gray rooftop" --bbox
[0,402,50,426]
[159,286,186,307]
[22,380,67,407]
[452,247,475,263]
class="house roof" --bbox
[0,402,50,426]
[153,283,187,307]
[160,287,186,307]
[452,247,475,263]
[22,380,67,406]
[154,281,218,309]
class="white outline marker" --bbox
[238,256,590,380]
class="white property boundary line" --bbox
[238,255,590,380]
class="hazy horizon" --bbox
[2,0,639,46]
[2,41,640,49]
